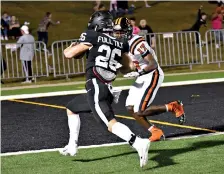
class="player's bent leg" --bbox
[59,108,80,157]
[126,105,152,130]
[137,105,167,117]
[108,118,151,168]
[88,78,151,167]
[127,105,164,142]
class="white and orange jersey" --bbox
[128,34,158,71]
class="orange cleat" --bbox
[167,100,186,124]
[149,126,165,142]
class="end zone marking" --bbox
[1,78,224,101]
[7,99,219,133]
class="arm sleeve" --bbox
[79,30,97,46]
[49,19,57,25]
[17,36,24,44]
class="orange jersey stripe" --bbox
[130,37,145,54]
[141,70,159,111]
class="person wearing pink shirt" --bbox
[130,17,140,34]
[211,10,224,48]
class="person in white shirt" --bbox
[16,25,35,83]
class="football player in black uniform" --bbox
[60,11,150,168]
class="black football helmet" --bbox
[113,17,133,41]
[88,10,114,33]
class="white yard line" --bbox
[1,70,224,91]
[1,78,224,101]
[1,132,223,157]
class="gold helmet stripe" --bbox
[118,17,122,25]
[115,18,121,25]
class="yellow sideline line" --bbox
[8,99,67,109]
[115,115,218,133]
[8,99,219,133]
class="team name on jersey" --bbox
[97,36,123,49]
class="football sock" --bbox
[111,122,136,145]
[68,114,80,145]
[165,104,172,112]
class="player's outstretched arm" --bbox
[64,43,90,59]
[119,53,135,74]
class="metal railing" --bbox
[142,31,203,69]
[1,30,223,82]
[1,41,49,80]
[205,29,224,65]
[51,39,86,78]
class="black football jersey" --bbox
[79,30,129,81]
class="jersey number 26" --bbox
[96,44,121,71]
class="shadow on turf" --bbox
[145,140,224,170]
[73,151,136,162]
[73,140,224,169]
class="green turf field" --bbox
[1,71,224,96]
[2,134,224,174]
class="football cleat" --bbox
[133,137,151,167]
[167,100,186,124]
[59,144,78,156]
[149,127,165,142]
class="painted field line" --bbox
[1,132,223,157]
[7,99,219,133]
[116,115,219,133]
[2,70,224,91]
[1,78,224,101]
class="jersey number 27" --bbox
[96,44,121,71]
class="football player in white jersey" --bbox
[113,17,186,141]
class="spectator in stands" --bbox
[215,2,224,13]
[14,25,35,83]
[132,0,151,8]
[37,12,60,49]
[130,17,140,34]
[9,16,21,40]
[1,12,10,40]
[182,6,207,46]
[211,9,224,48]
[93,0,101,11]
[144,0,151,8]
[138,19,155,48]
[1,19,9,40]
[98,4,106,11]
[110,0,118,18]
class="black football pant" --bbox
[67,78,115,127]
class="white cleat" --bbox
[133,137,151,167]
[59,144,78,156]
